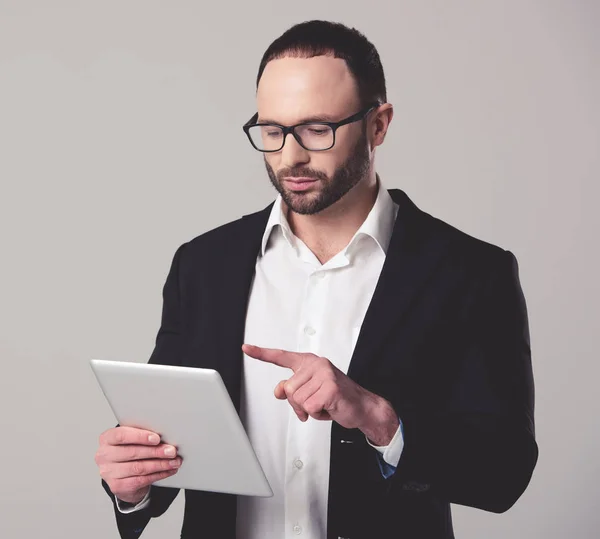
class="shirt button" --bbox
[304,326,316,336]
[294,459,304,469]
[293,525,302,534]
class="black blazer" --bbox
[103,189,538,539]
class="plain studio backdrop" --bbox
[0,1,598,537]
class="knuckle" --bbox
[125,446,139,461]
[321,360,334,373]
[131,461,145,476]
[303,355,315,366]
[322,380,336,393]
[292,392,304,407]
[114,429,125,445]
[98,464,108,479]
[305,401,321,415]
[289,396,300,409]
[99,428,113,444]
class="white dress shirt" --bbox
[117,177,404,539]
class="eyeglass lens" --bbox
[247,124,334,151]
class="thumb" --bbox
[274,380,288,400]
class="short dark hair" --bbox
[256,20,387,108]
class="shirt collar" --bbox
[345,173,398,257]
[260,194,293,257]
[260,173,398,258]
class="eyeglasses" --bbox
[242,103,380,152]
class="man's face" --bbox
[256,56,372,215]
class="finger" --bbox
[292,379,323,412]
[303,389,331,420]
[291,380,322,422]
[274,380,288,400]
[274,365,313,399]
[271,378,309,420]
[110,457,182,480]
[108,443,178,463]
[281,368,313,395]
[281,379,318,423]
[294,409,309,422]
[112,468,179,494]
[277,382,308,420]
[242,345,304,371]
[101,427,161,447]
[281,373,317,409]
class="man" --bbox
[95,20,538,539]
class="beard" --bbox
[264,127,371,215]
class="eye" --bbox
[308,128,329,135]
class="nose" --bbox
[280,132,310,169]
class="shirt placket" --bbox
[284,261,330,538]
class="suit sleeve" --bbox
[101,242,188,539]
[391,249,538,513]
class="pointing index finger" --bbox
[242,344,302,371]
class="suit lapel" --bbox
[346,189,456,382]
[212,205,273,411]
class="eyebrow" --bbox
[257,113,340,124]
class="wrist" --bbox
[359,394,399,446]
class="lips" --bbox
[284,177,317,183]
[284,178,318,192]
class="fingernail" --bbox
[170,458,181,467]
[148,434,159,444]
[164,446,176,457]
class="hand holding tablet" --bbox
[95,425,182,505]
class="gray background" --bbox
[0,1,598,537]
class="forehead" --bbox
[256,56,360,124]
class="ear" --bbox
[369,103,393,148]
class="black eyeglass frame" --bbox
[242,102,381,152]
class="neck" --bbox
[284,173,379,264]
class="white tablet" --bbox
[90,359,273,497]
